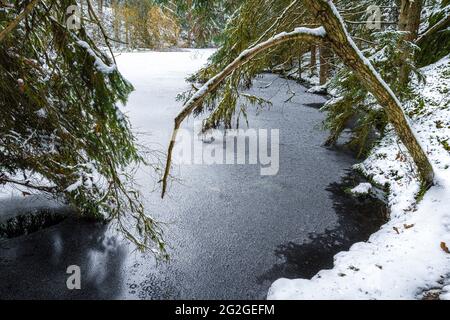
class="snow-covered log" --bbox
[0,0,41,43]
[161,27,326,197]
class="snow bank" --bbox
[268,55,450,300]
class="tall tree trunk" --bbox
[305,0,434,187]
[161,28,326,197]
[319,45,332,85]
[0,0,40,43]
[398,0,422,41]
[80,0,84,23]
[398,0,423,85]
[125,19,129,49]
[187,0,194,47]
[310,45,317,76]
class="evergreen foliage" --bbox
[0,0,166,254]
[183,0,317,131]
[323,30,423,156]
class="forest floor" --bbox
[269,54,450,300]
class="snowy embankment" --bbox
[268,55,450,300]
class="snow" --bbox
[76,40,117,75]
[328,0,411,119]
[35,108,47,118]
[1,49,215,225]
[307,84,327,94]
[0,192,65,224]
[351,183,372,195]
[441,286,450,300]
[293,27,326,37]
[180,26,326,118]
[268,55,450,300]
[241,27,325,58]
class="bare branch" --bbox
[86,0,117,65]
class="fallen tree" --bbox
[161,0,435,198]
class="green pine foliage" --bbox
[0,0,165,255]
[155,0,239,47]
[182,0,313,131]
[323,30,424,157]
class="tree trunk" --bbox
[305,0,434,187]
[310,45,317,76]
[80,0,84,22]
[398,0,423,84]
[416,14,450,46]
[161,27,326,197]
[112,1,120,41]
[125,20,129,49]
[298,52,303,80]
[98,0,103,17]
[319,45,332,85]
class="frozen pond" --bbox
[0,50,385,299]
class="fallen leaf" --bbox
[441,242,450,254]
[404,224,415,229]
[393,227,400,234]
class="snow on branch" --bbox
[160,26,326,197]
[0,0,41,43]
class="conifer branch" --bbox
[161,27,326,198]
[0,0,41,43]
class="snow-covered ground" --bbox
[268,55,450,300]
